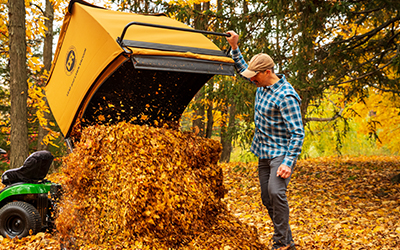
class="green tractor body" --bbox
[0,149,61,239]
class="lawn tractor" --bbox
[0,149,61,239]
[0,0,236,240]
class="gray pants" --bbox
[258,156,295,247]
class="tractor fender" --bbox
[0,183,51,207]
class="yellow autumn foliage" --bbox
[167,0,211,6]
[350,89,400,153]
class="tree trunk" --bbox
[193,3,202,27]
[300,94,310,126]
[205,101,213,138]
[191,3,206,137]
[203,1,210,11]
[220,103,236,163]
[192,90,205,137]
[37,0,54,151]
[8,0,29,168]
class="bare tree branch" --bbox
[328,15,400,48]
[305,99,346,122]
[322,43,400,90]
[366,83,400,94]
[340,45,400,85]
[352,7,383,15]
[30,3,45,15]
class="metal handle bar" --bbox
[117,21,230,44]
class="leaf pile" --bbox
[56,122,264,249]
[222,155,400,249]
[1,153,399,249]
[0,232,60,250]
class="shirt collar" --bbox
[263,74,285,92]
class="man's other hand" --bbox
[277,164,292,179]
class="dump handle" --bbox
[117,21,231,45]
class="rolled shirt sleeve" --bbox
[231,48,248,75]
[280,95,305,168]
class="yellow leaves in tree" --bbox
[167,0,211,7]
[0,118,10,140]
[351,89,400,153]
[28,80,61,147]
[56,122,264,249]
[27,56,42,73]
[0,2,7,46]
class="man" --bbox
[226,31,304,250]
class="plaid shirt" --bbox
[231,48,304,168]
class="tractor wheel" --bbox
[0,201,42,238]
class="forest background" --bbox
[0,0,399,170]
[0,0,399,249]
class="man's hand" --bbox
[226,30,239,50]
[277,164,292,179]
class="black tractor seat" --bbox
[1,151,54,186]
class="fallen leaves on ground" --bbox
[0,232,61,249]
[222,155,400,249]
[1,127,399,249]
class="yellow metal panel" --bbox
[127,48,234,63]
[84,6,221,52]
[46,3,122,136]
[45,1,233,137]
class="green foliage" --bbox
[0,158,8,172]
[110,0,167,13]
[231,148,257,163]
[301,119,394,159]
[173,0,400,156]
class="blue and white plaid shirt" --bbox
[231,48,305,168]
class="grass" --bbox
[229,123,398,163]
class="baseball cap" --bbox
[241,53,275,78]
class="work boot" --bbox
[271,243,296,250]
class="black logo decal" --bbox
[65,46,77,75]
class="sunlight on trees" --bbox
[351,90,400,154]
[1,0,398,159]
[0,0,68,152]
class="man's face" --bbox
[250,69,276,87]
[251,70,268,87]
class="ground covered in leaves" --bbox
[0,125,399,249]
[222,155,400,249]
